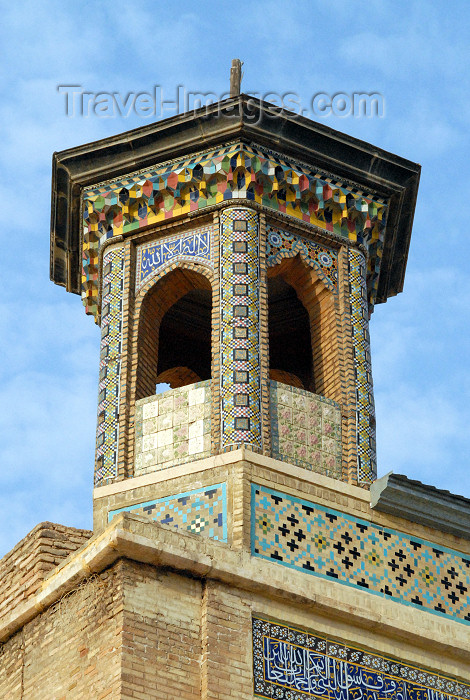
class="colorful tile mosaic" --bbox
[252,484,470,625]
[253,617,470,700]
[349,248,376,483]
[270,381,342,478]
[135,225,213,292]
[134,381,211,475]
[266,226,337,292]
[108,483,227,542]
[82,141,387,317]
[95,246,125,483]
[220,208,262,450]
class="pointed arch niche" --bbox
[267,255,341,403]
[135,266,214,400]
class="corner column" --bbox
[348,247,377,483]
[95,243,126,484]
[219,207,262,452]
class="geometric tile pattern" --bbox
[220,208,262,450]
[108,483,227,542]
[135,224,213,292]
[252,484,470,625]
[252,617,470,700]
[266,225,338,292]
[95,246,125,484]
[82,141,387,317]
[270,381,342,478]
[349,247,376,483]
[134,381,211,476]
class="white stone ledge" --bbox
[93,446,369,501]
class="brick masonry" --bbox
[1,542,468,698]
[0,522,91,628]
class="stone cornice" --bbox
[371,472,470,540]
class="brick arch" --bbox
[267,255,341,403]
[133,261,216,402]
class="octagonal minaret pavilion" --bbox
[51,95,419,522]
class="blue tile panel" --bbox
[252,617,470,700]
[108,483,227,542]
[349,247,376,483]
[135,224,213,292]
[95,246,125,483]
[251,484,470,625]
[220,208,262,450]
[270,381,342,478]
[266,225,338,292]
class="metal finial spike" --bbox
[230,59,243,97]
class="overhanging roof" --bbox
[50,94,420,304]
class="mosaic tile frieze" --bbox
[349,248,376,483]
[108,483,227,542]
[220,208,262,450]
[270,381,342,478]
[266,226,338,292]
[253,617,470,700]
[135,225,213,292]
[252,484,470,625]
[95,246,125,483]
[134,381,211,475]
[82,141,387,317]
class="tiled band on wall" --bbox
[349,247,376,483]
[220,208,262,450]
[252,617,470,700]
[95,246,125,483]
[252,484,470,625]
[108,483,227,542]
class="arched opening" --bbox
[268,275,313,391]
[156,287,212,388]
[136,268,212,400]
[267,254,339,400]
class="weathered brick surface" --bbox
[0,522,92,626]
[201,580,253,699]
[120,561,201,699]
[0,565,122,699]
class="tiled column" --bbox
[95,243,125,484]
[348,247,376,483]
[219,207,262,451]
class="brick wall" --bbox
[121,561,202,699]
[0,522,92,626]
[0,565,122,699]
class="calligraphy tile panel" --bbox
[252,617,470,700]
[108,483,227,542]
[252,484,470,625]
[135,224,213,291]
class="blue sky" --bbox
[1,1,469,557]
